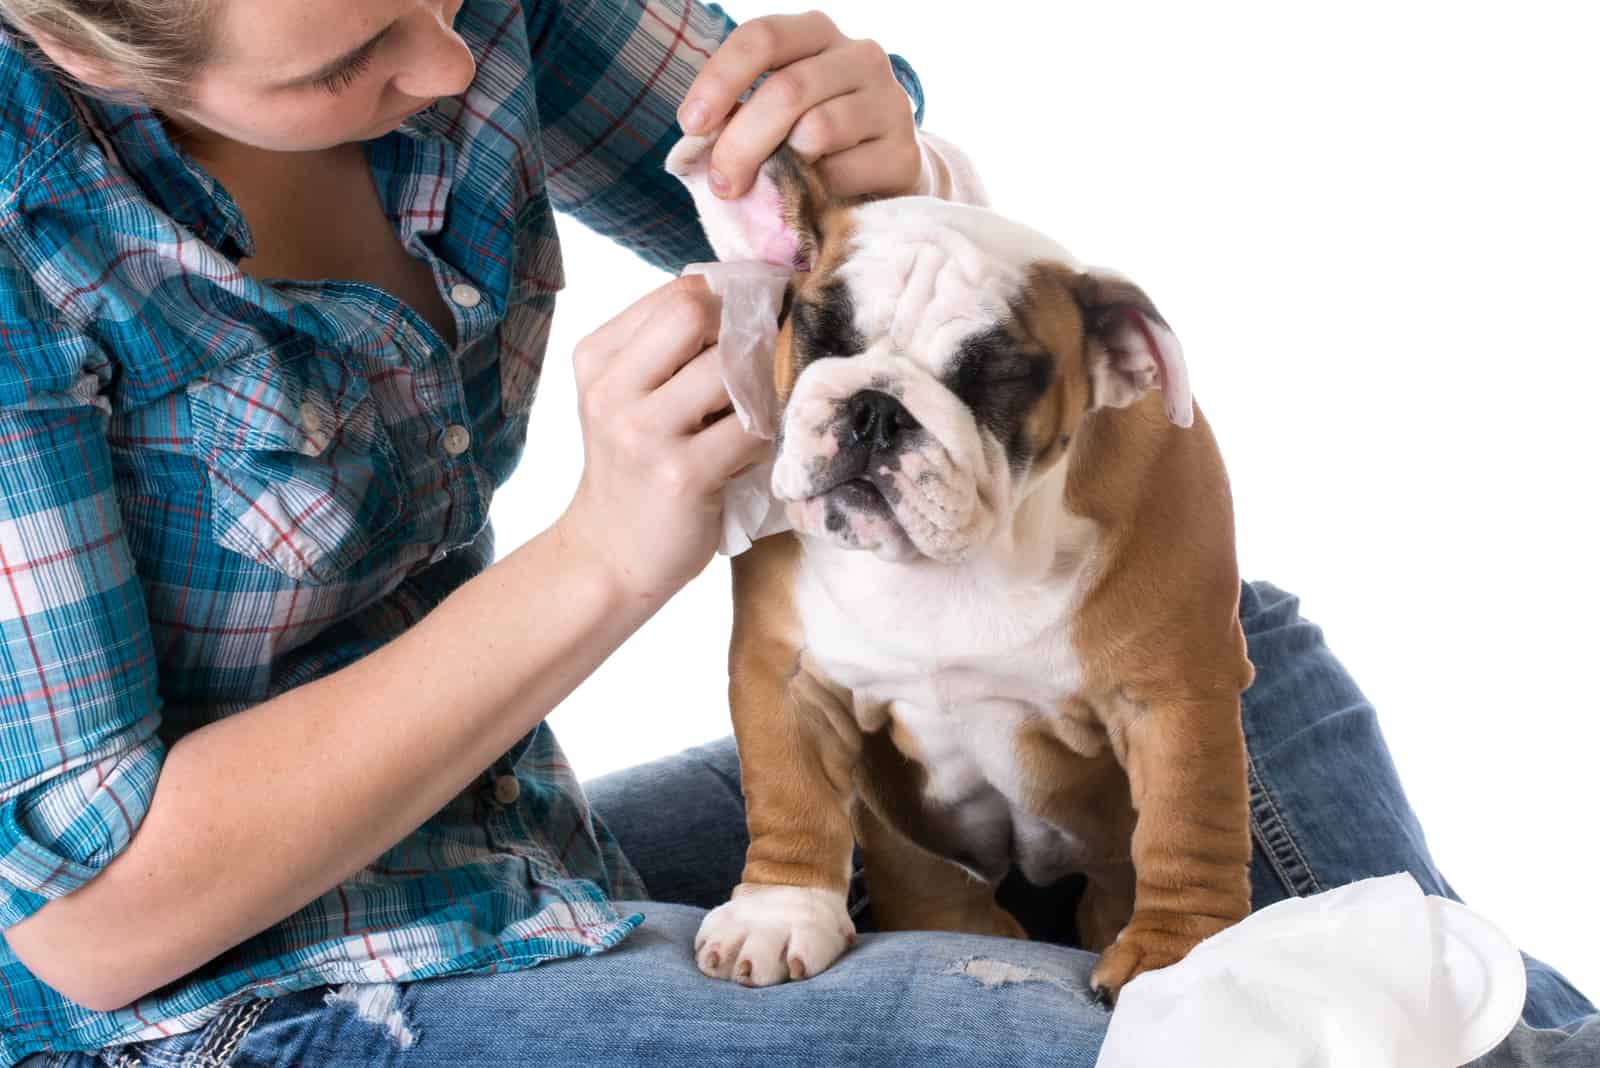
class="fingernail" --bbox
[709,169,730,198]
[681,101,707,132]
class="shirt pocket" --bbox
[186,337,407,584]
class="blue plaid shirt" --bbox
[0,1,924,1061]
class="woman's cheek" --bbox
[242,95,388,152]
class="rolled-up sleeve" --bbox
[0,239,164,929]
[525,0,926,274]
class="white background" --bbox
[489,2,1599,998]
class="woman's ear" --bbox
[24,27,136,93]
[666,127,833,271]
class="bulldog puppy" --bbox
[665,137,1255,1004]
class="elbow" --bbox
[63,970,146,1015]
[6,901,151,1013]
[61,981,138,1016]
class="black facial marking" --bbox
[946,325,1054,467]
[776,284,796,331]
[790,280,866,362]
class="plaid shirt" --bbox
[0,1,924,1062]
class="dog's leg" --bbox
[853,799,1025,939]
[1088,692,1251,1003]
[695,534,863,987]
[1074,865,1136,953]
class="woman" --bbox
[0,0,1591,1064]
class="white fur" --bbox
[794,456,1107,885]
[695,885,855,987]
[773,343,1007,563]
[849,197,1084,276]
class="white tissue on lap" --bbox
[680,261,795,556]
[1094,873,1526,1068]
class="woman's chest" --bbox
[97,172,563,699]
[221,144,460,347]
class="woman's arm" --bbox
[525,0,931,273]
[4,275,764,1013]
[6,512,635,1011]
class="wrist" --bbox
[547,504,677,622]
[905,129,990,207]
[908,133,935,198]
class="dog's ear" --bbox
[665,131,834,271]
[1072,268,1193,428]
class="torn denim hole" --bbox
[325,982,419,1049]
[944,956,1100,1006]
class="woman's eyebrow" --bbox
[283,22,396,88]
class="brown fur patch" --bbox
[996,264,1098,470]
[761,146,861,405]
[728,533,863,893]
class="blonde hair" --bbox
[0,0,215,105]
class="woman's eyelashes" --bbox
[314,48,378,96]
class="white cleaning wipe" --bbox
[1094,873,1525,1068]
[681,261,795,556]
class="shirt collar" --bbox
[75,93,256,260]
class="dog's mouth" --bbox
[823,476,891,514]
[785,467,919,560]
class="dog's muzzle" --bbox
[774,367,1003,563]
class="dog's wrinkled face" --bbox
[667,139,1191,564]
[772,212,1084,564]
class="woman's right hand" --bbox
[558,274,768,604]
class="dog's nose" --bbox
[846,389,919,452]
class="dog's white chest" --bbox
[795,529,1101,880]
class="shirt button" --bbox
[492,774,521,805]
[449,283,483,309]
[440,424,471,456]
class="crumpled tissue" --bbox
[681,260,795,556]
[1095,873,1526,1068]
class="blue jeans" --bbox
[25,582,1597,1067]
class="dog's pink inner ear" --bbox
[731,176,809,271]
[665,133,816,270]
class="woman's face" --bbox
[173,0,475,151]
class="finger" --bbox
[679,12,840,136]
[577,275,714,375]
[784,87,882,164]
[816,136,923,200]
[609,291,723,397]
[710,45,866,191]
[689,406,773,484]
[647,346,741,434]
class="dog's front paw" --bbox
[694,884,856,987]
[1089,912,1232,1005]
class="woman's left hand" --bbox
[676,11,920,201]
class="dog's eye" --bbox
[791,283,866,359]
[980,350,1051,387]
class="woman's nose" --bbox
[391,4,476,100]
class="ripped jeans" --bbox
[26,582,1597,1067]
